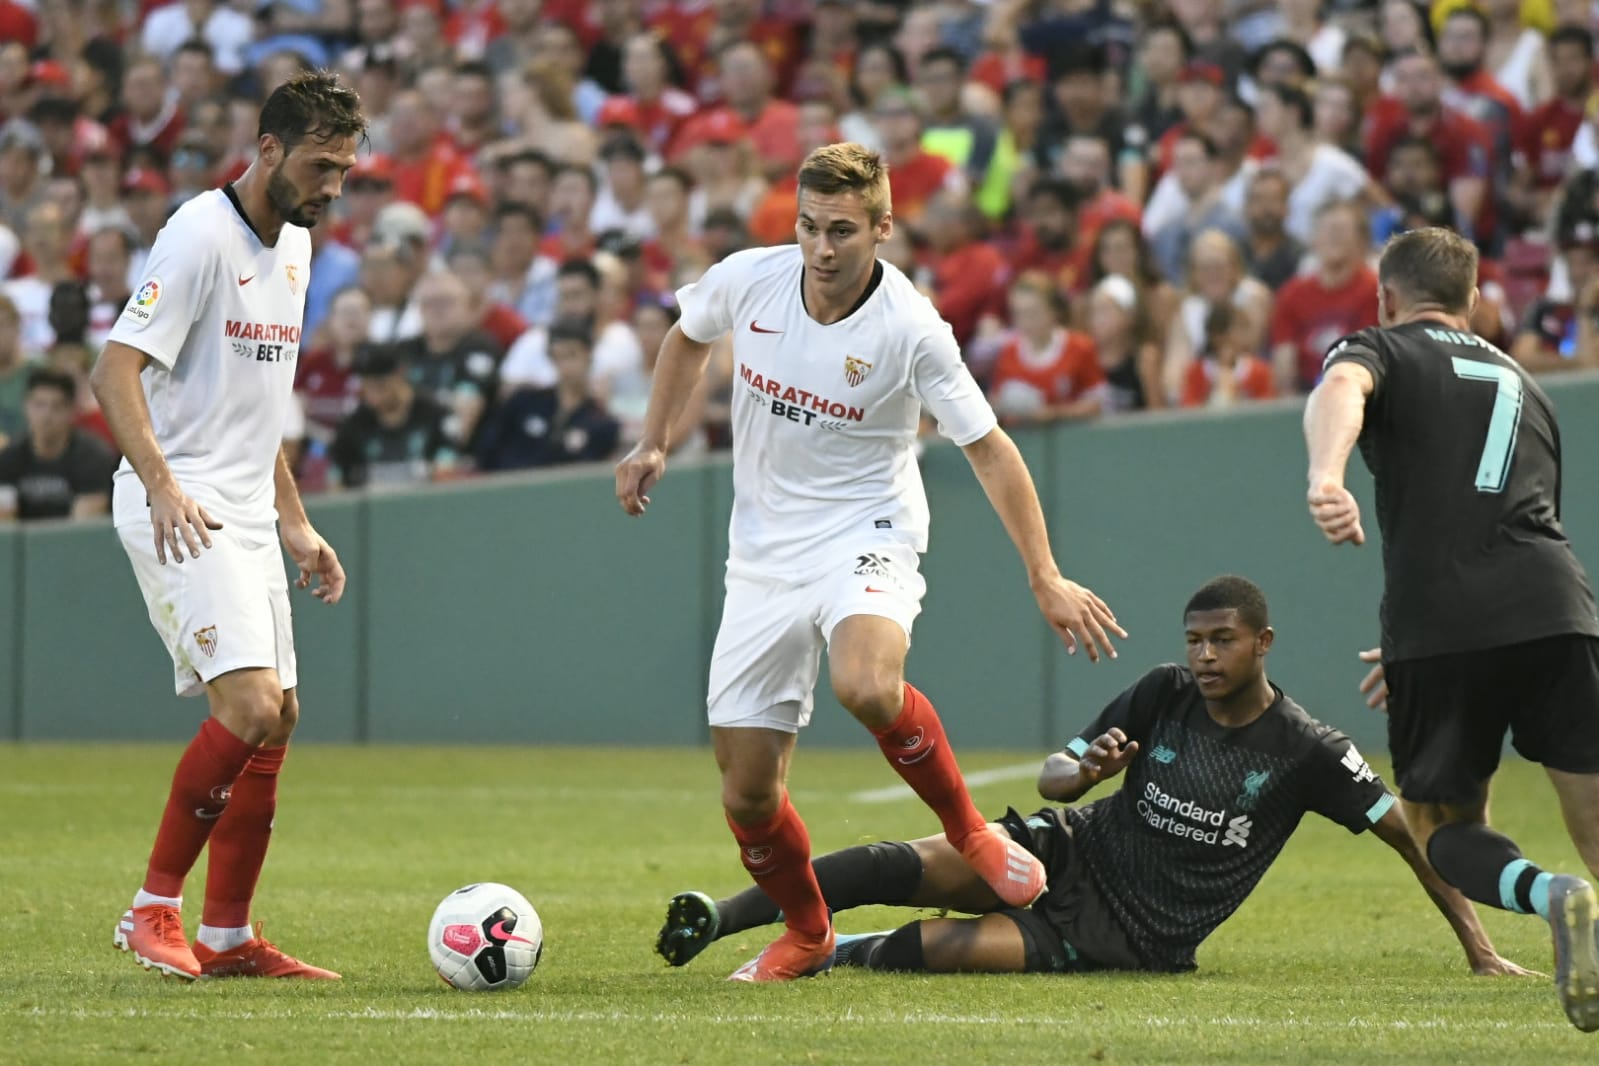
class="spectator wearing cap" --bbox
[4,201,73,353]
[443,243,531,353]
[1365,50,1494,245]
[872,88,965,231]
[1035,44,1149,207]
[107,56,184,162]
[1146,130,1247,285]
[386,89,473,218]
[329,346,452,490]
[1240,168,1305,292]
[0,366,115,521]
[140,0,253,76]
[922,193,1009,350]
[1512,218,1599,373]
[501,257,644,398]
[439,171,494,257]
[394,269,503,451]
[603,31,696,156]
[987,274,1106,425]
[591,135,655,242]
[487,201,558,327]
[1130,21,1191,149]
[682,110,767,236]
[1522,27,1593,222]
[838,42,906,153]
[1277,0,1348,75]
[916,47,1000,190]
[0,1,35,52]
[298,288,375,442]
[1268,200,1379,393]
[1085,274,1163,413]
[84,226,133,350]
[1256,83,1378,245]
[475,317,620,472]
[0,118,46,233]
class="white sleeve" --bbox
[105,212,218,370]
[1141,173,1185,238]
[1335,150,1368,199]
[911,319,998,446]
[674,258,739,344]
[499,328,555,388]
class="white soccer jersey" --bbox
[107,188,311,539]
[677,245,997,578]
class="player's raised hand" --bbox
[1032,574,1126,662]
[1307,480,1365,545]
[148,483,222,565]
[281,522,345,605]
[1078,728,1139,784]
[1357,647,1388,712]
[615,444,666,517]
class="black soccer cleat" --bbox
[656,891,722,968]
[1548,874,1599,1033]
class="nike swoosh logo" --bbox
[488,920,534,945]
[238,275,255,286]
[865,586,889,594]
[749,321,782,334]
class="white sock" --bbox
[197,924,254,952]
[132,889,181,910]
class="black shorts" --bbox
[996,807,1145,973]
[1386,634,1599,804]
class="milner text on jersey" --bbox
[739,363,865,423]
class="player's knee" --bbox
[831,666,903,725]
[218,681,288,746]
[721,778,783,825]
[264,691,299,746]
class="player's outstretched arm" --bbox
[1037,729,1139,803]
[91,340,222,565]
[960,426,1126,661]
[615,323,713,517]
[1369,805,1538,977]
[275,445,344,605]
[1303,361,1375,546]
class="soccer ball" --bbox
[427,882,543,991]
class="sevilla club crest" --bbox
[194,625,218,657]
[843,354,873,387]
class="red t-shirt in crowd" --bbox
[1269,265,1380,391]
[391,136,473,217]
[970,49,1048,95]
[1522,97,1586,190]
[1010,234,1088,297]
[1363,104,1493,231]
[989,330,1106,407]
[1181,355,1276,406]
[888,150,961,224]
[295,348,362,433]
[933,240,1009,347]
[478,303,528,352]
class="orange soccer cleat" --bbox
[114,905,201,980]
[192,923,341,980]
[957,825,1047,908]
[727,925,836,983]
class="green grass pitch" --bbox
[1,744,1594,1064]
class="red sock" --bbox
[872,684,985,847]
[202,744,285,928]
[726,793,830,939]
[143,718,258,898]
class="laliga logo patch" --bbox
[123,277,162,325]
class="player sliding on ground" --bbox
[1305,226,1599,1032]
[657,576,1528,979]
[616,142,1124,982]
[91,72,364,981]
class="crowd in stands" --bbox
[3,0,1599,521]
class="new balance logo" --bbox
[1150,745,1177,764]
[1341,745,1377,784]
[1222,815,1252,847]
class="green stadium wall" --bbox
[8,374,1599,753]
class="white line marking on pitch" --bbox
[851,762,1039,804]
[18,1006,1561,1032]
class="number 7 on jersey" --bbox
[1450,357,1523,494]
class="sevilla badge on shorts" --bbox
[194,626,218,657]
[844,354,873,387]
[285,263,301,296]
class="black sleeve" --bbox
[1063,664,1183,758]
[1322,331,1388,397]
[582,412,619,462]
[1297,729,1396,835]
[473,404,505,471]
[1515,299,1561,348]
[330,418,368,489]
[69,437,117,494]
[0,442,22,484]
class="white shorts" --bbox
[116,521,297,698]
[707,543,926,733]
